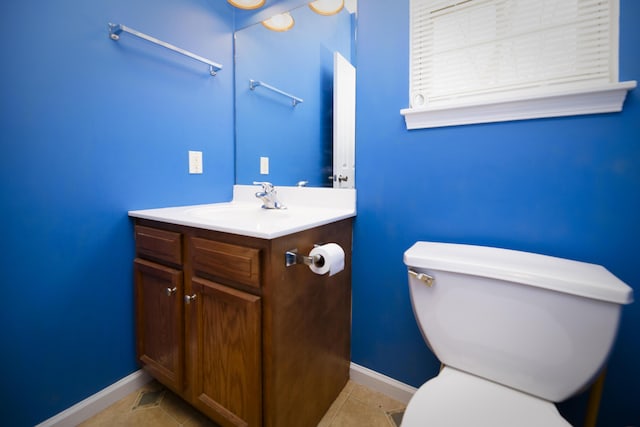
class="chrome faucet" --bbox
[253,181,286,209]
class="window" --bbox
[401,0,636,129]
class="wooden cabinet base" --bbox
[133,218,353,427]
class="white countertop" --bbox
[128,185,356,239]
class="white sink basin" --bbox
[184,203,306,231]
[185,203,292,224]
[129,186,356,239]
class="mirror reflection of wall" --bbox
[234,2,356,187]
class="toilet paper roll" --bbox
[309,243,345,276]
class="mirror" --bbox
[234,1,357,188]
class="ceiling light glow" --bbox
[227,0,265,10]
[309,0,344,16]
[262,13,295,32]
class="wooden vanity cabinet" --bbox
[133,218,353,427]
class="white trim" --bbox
[401,81,637,130]
[350,362,417,404]
[36,370,152,427]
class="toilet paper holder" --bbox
[285,247,324,268]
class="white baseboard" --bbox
[350,362,417,404]
[36,370,152,427]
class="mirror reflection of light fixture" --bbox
[227,0,265,10]
[262,13,295,32]
[309,0,344,16]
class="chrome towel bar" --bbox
[249,79,303,106]
[108,23,223,76]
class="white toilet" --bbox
[402,241,633,426]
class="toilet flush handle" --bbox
[409,270,434,287]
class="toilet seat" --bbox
[401,367,571,427]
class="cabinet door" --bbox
[134,258,184,392]
[188,277,262,427]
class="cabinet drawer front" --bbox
[135,225,182,266]
[191,238,261,288]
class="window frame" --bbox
[401,0,636,129]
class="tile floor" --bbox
[79,379,406,427]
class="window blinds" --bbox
[410,0,616,108]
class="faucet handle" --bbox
[253,181,274,192]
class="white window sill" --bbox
[400,81,637,130]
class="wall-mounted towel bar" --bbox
[249,79,303,106]
[108,23,223,76]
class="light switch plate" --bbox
[260,156,269,175]
[189,151,203,174]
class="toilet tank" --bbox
[404,242,633,402]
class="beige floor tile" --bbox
[121,407,181,427]
[79,389,140,426]
[80,378,403,427]
[349,382,406,412]
[183,409,221,427]
[328,397,395,427]
[81,405,180,427]
[161,389,200,424]
[318,380,357,427]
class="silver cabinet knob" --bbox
[184,294,197,304]
[166,287,177,296]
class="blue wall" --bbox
[2,0,638,426]
[352,1,640,426]
[0,0,235,425]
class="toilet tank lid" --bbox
[404,242,633,305]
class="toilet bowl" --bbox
[402,367,570,426]
[402,242,633,426]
